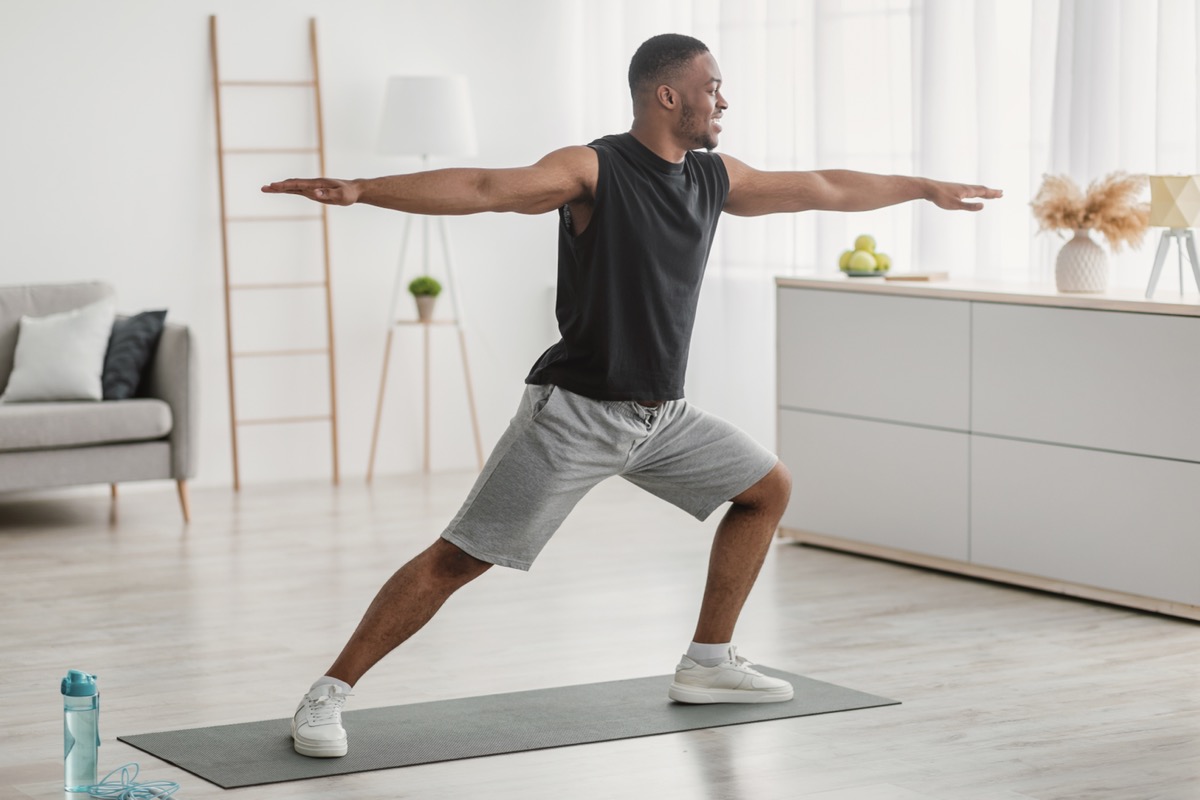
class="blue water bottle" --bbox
[61,670,100,792]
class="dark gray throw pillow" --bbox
[102,310,167,400]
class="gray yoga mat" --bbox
[119,667,897,789]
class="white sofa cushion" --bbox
[0,282,113,394]
[0,399,172,452]
[0,299,115,402]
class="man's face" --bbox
[676,51,727,150]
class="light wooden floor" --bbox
[1,473,1197,800]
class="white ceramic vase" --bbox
[1055,228,1109,293]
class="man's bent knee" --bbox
[428,537,493,584]
[731,461,792,516]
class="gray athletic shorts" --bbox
[440,383,779,570]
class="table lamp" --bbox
[378,75,477,161]
[1144,174,1200,299]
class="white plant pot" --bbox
[1055,228,1109,293]
[414,295,437,322]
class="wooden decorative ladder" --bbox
[208,15,340,490]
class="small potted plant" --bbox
[1031,171,1149,293]
[408,276,442,322]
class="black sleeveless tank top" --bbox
[524,132,729,401]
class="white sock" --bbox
[687,641,733,667]
[311,675,352,693]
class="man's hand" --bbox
[923,179,1003,212]
[261,178,361,206]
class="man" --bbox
[264,33,1001,758]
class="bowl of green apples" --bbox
[838,235,892,277]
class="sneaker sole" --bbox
[292,723,348,758]
[668,682,794,704]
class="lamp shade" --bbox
[1148,174,1200,228]
[378,75,477,158]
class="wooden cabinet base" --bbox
[778,527,1200,623]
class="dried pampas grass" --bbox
[1031,171,1150,252]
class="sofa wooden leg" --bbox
[177,480,192,523]
[110,483,118,499]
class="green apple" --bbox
[875,252,891,271]
[854,234,876,253]
[838,249,854,270]
[848,250,877,271]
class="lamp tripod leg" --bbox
[457,327,485,469]
[1185,230,1200,294]
[368,215,415,483]
[1145,231,1173,299]
[435,215,484,469]
[423,322,431,474]
[366,328,395,484]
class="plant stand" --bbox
[367,213,484,479]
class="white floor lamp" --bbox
[1144,174,1200,299]
[367,75,484,480]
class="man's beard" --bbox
[680,101,718,151]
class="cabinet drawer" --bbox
[778,409,970,561]
[971,436,1200,605]
[972,303,1200,462]
[777,288,970,430]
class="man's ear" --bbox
[656,84,677,110]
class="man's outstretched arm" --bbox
[261,146,597,216]
[719,154,1002,217]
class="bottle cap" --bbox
[61,670,98,697]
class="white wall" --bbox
[1,0,592,486]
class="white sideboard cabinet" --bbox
[776,276,1200,620]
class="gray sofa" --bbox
[0,282,197,520]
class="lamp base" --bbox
[1145,229,1200,299]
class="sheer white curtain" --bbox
[1050,0,1200,286]
[572,0,1199,279]
[566,0,1200,443]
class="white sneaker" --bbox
[292,684,350,757]
[668,646,794,704]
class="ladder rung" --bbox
[221,80,315,87]
[231,281,327,290]
[224,147,320,155]
[238,415,332,426]
[234,348,329,358]
[227,215,322,222]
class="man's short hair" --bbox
[628,33,710,100]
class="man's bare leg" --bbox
[692,461,792,645]
[324,538,492,686]
[667,461,794,704]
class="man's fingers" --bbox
[967,186,1003,200]
[260,178,354,205]
[936,183,1002,211]
[261,179,318,194]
